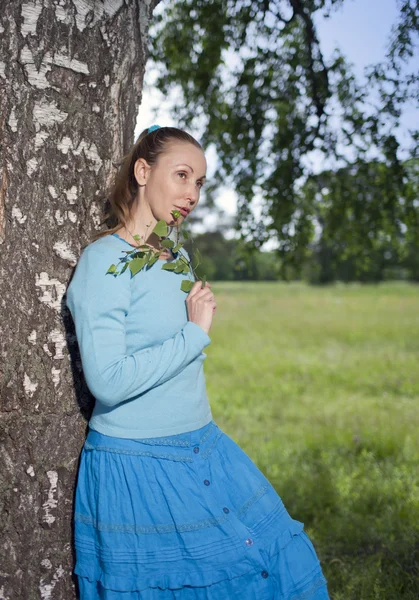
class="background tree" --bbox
[187,230,281,280]
[0,1,158,597]
[300,156,419,282]
[150,0,419,277]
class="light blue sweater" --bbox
[66,232,213,438]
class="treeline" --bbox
[185,230,419,284]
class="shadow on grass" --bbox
[256,443,419,600]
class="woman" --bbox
[66,125,330,599]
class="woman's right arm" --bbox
[66,246,211,407]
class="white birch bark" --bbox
[0,1,159,596]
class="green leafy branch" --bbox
[106,210,206,292]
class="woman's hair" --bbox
[90,126,202,242]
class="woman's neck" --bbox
[117,226,161,251]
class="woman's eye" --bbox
[176,172,204,188]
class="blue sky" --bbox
[316,0,418,142]
[137,0,418,242]
[316,0,399,75]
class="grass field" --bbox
[204,281,419,600]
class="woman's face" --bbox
[135,141,207,226]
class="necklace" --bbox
[125,225,156,249]
[125,225,171,257]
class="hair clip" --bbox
[148,124,161,134]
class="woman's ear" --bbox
[133,158,151,186]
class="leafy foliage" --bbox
[106,211,206,292]
[299,156,419,279]
[150,0,419,274]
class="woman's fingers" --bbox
[188,281,211,297]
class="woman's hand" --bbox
[186,281,216,335]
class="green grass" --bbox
[205,281,419,600]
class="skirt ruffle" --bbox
[74,420,329,599]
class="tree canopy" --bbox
[150,0,419,277]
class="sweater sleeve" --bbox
[66,244,211,407]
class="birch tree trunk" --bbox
[0,1,159,597]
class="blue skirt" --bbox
[74,419,329,599]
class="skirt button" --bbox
[245,538,253,546]
[204,479,210,486]
[223,507,230,513]
[193,447,200,453]
[261,570,269,578]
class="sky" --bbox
[135,0,418,248]
[316,0,397,71]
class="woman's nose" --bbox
[186,191,198,206]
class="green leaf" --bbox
[121,262,129,274]
[194,247,202,260]
[173,243,183,253]
[161,262,177,271]
[174,264,184,273]
[181,279,194,293]
[153,220,168,237]
[193,248,202,267]
[146,253,160,269]
[201,275,207,288]
[182,264,190,274]
[183,231,189,240]
[107,264,117,274]
[129,257,147,276]
[161,238,174,249]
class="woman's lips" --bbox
[175,207,189,217]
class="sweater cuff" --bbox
[184,321,211,350]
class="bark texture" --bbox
[0,1,159,597]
